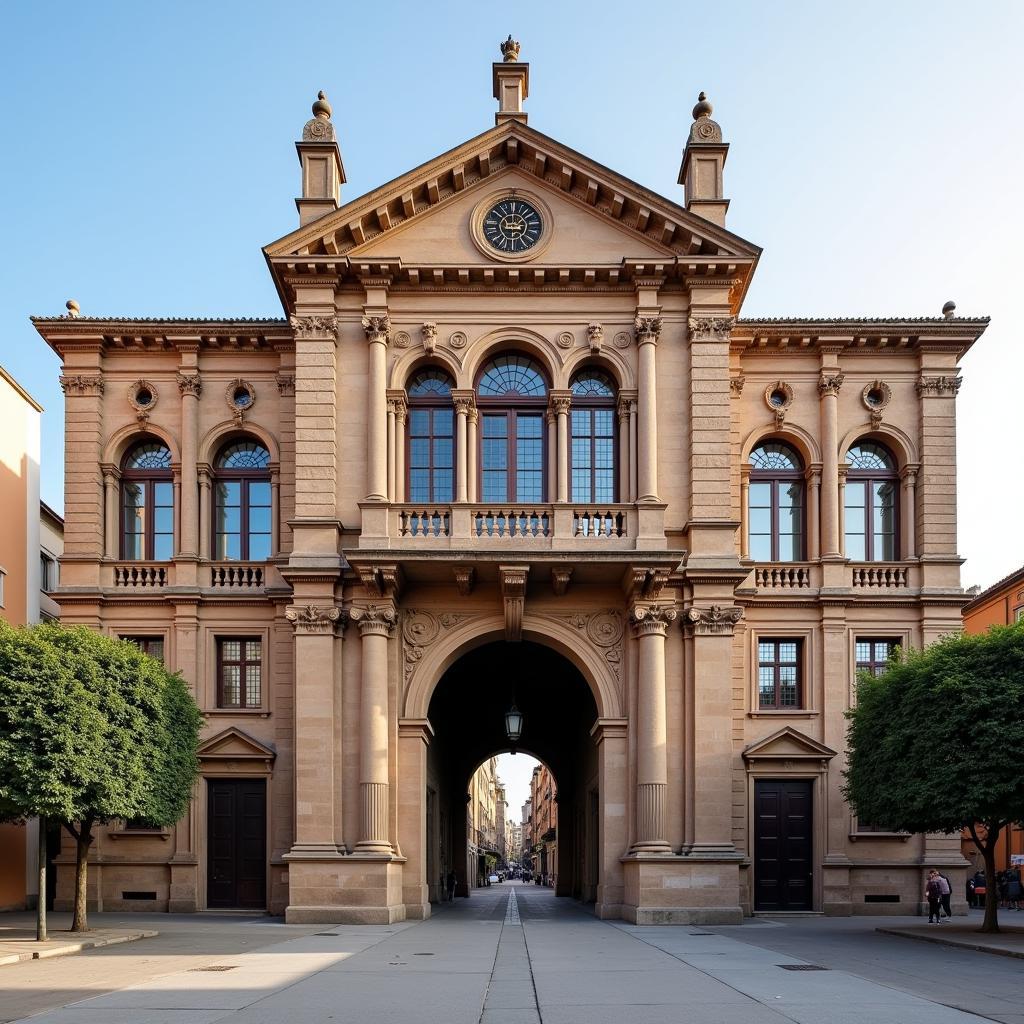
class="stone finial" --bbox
[692,91,713,121]
[302,89,336,141]
[65,299,80,318]
[942,300,956,319]
[500,35,521,62]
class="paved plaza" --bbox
[2,884,1023,1024]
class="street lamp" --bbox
[505,704,523,752]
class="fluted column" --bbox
[818,370,844,557]
[635,318,661,501]
[352,604,396,854]
[806,467,821,561]
[617,397,630,502]
[362,316,391,502]
[629,603,676,854]
[102,467,118,558]
[395,397,408,503]
[467,406,479,502]
[901,465,918,559]
[197,466,212,560]
[552,391,571,502]
[452,391,473,503]
[176,373,201,557]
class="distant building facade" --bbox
[32,42,988,922]
[529,764,557,886]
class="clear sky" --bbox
[2,1,1021,589]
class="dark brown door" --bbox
[207,779,266,909]
[754,779,813,911]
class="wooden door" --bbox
[754,779,813,911]
[207,779,266,909]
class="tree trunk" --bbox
[36,815,47,942]
[70,819,94,933]
[980,840,1000,934]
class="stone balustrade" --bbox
[753,564,812,590]
[209,563,265,589]
[851,564,910,588]
[111,563,169,588]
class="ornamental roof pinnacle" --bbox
[942,300,956,319]
[66,299,80,318]
[312,90,332,120]
[692,91,714,121]
[500,35,521,62]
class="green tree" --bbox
[843,623,1024,932]
[0,623,202,932]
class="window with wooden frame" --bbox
[569,368,616,503]
[120,440,174,560]
[855,637,899,678]
[748,442,805,562]
[844,442,898,561]
[757,638,803,709]
[216,638,262,709]
[213,440,272,561]
[406,368,455,503]
[120,635,165,664]
[477,354,548,503]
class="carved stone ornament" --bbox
[556,331,575,349]
[453,566,475,596]
[551,566,573,596]
[420,322,438,355]
[350,603,397,637]
[729,375,746,396]
[173,372,200,399]
[684,604,743,635]
[393,330,412,349]
[550,394,572,416]
[500,34,521,62]
[302,91,336,141]
[915,375,962,396]
[629,602,678,636]
[361,315,391,344]
[452,394,476,416]
[290,314,338,339]
[449,331,468,349]
[225,379,255,425]
[764,380,793,428]
[690,93,723,143]
[862,379,891,428]
[613,331,632,349]
[127,380,159,419]
[559,610,624,682]
[276,373,295,396]
[285,604,345,634]
[402,609,470,685]
[688,316,735,341]
[500,565,529,642]
[818,373,845,397]
[587,323,604,354]
[634,316,663,343]
[59,374,104,395]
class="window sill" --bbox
[204,709,271,718]
[749,710,819,718]
[849,832,911,842]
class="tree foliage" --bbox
[0,622,203,929]
[844,623,1024,931]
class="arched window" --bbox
[570,368,616,502]
[845,441,897,561]
[121,440,173,560]
[476,355,548,502]
[214,440,272,560]
[407,368,454,503]
[748,442,805,561]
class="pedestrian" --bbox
[966,875,975,909]
[925,869,943,923]
[446,870,457,902]
[1007,869,1022,911]
[937,872,952,919]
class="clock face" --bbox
[482,198,543,254]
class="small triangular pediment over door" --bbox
[198,726,276,767]
[742,726,837,766]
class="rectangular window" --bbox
[408,407,454,503]
[516,414,544,502]
[855,637,898,678]
[217,638,262,709]
[481,414,509,502]
[844,481,867,561]
[121,635,165,664]
[757,638,802,709]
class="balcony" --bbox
[850,564,910,589]
[370,502,660,551]
[209,563,266,590]
[111,563,169,589]
[752,563,813,590]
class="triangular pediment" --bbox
[742,727,837,763]
[265,121,760,268]
[198,726,276,763]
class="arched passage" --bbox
[422,640,602,906]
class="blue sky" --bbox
[2,1,1021,590]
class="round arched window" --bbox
[476,355,548,502]
[214,440,272,560]
[407,368,454,503]
[570,368,617,502]
[845,442,898,561]
[748,441,805,561]
[121,440,174,560]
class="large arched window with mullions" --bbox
[476,354,548,502]
[844,441,898,561]
[570,368,617,502]
[214,440,272,561]
[407,368,455,503]
[121,440,174,560]
[748,441,805,561]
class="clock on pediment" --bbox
[471,190,553,262]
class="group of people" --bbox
[966,868,1023,910]
[924,869,953,923]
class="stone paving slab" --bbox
[0,927,157,965]
[878,922,1024,960]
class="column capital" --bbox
[900,463,920,482]
[451,389,476,416]
[818,373,845,397]
[361,314,391,345]
[688,315,734,342]
[351,602,397,637]
[285,604,347,634]
[616,395,631,422]
[386,390,408,420]
[550,390,572,416]
[176,372,202,398]
[683,604,743,636]
[915,375,962,397]
[634,315,663,345]
[59,373,104,395]
[629,602,677,637]
[290,314,339,341]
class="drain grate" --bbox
[191,965,238,972]
[778,964,829,971]
[315,932,337,936]
[412,952,435,956]
[688,931,713,936]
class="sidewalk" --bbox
[877,920,1024,960]
[0,916,156,965]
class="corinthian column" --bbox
[552,391,572,502]
[452,391,474,503]
[634,317,661,502]
[362,316,391,502]
[818,369,844,558]
[352,604,396,854]
[629,602,676,854]
[177,372,202,557]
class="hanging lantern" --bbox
[505,704,523,745]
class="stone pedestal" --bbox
[621,856,743,924]
[284,856,407,924]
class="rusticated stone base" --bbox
[284,855,406,924]
[621,855,743,925]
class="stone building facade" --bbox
[34,42,988,923]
